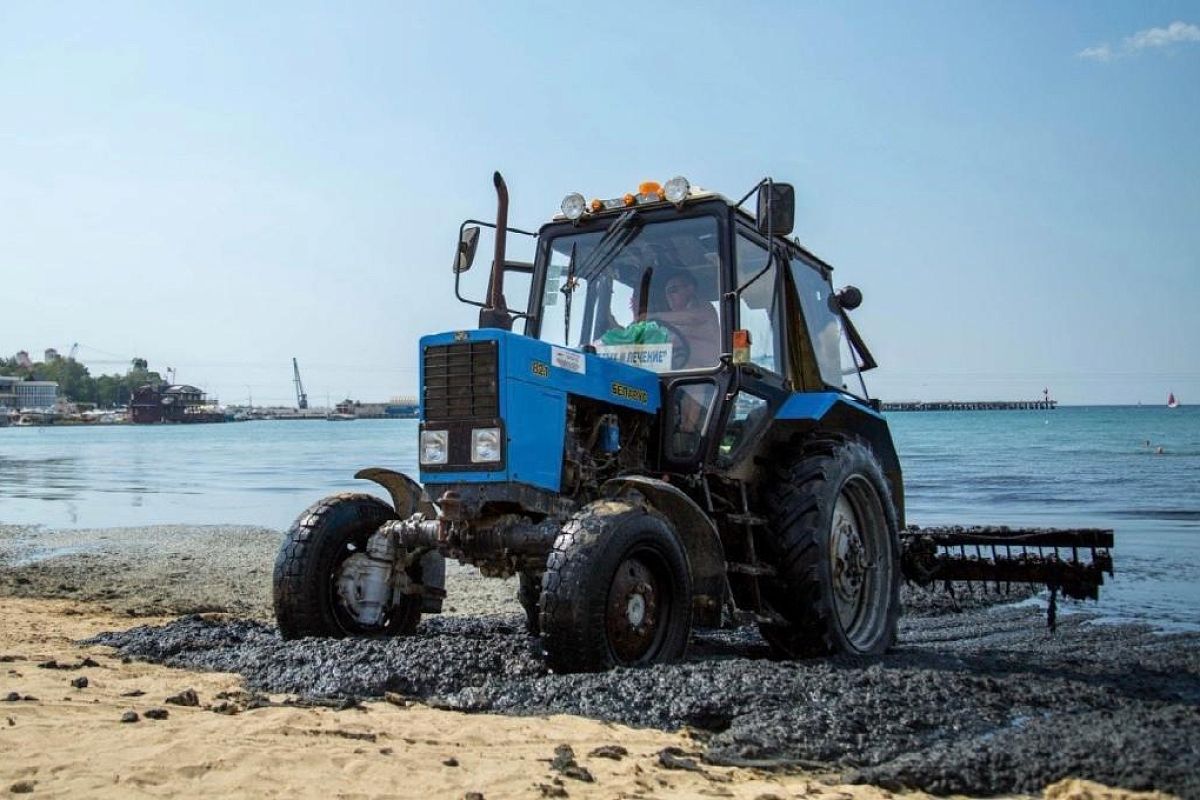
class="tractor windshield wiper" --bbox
[561,209,642,346]
[562,243,577,345]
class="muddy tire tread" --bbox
[760,435,900,657]
[539,501,691,673]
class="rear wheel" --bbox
[539,501,692,673]
[759,437,900,657]
[273,493,422,639]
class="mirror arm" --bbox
[839,309,878,372]
[734,177,769,210]
[454,267,488,310]
[729,194,780,301]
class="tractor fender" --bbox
[601,475,725,628]
[768,395,905,527]
[354,467,437,517]
[354,467,444,613]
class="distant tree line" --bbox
[0,356,163,407]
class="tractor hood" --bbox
[418,329,660,492]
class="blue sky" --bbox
[2,2,1197,405]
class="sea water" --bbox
[1,406,1196,629]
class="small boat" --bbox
[1168,392,1179,409]
[326,412,356,421]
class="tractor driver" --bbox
[650,269,721,370]
[599,267,721,372]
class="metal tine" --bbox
[961,544,973,594]
[1006,544,1014,594]
[991,544,1000,592]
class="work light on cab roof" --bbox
[561,176,693,221]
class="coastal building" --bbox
[130,384,224,423]
[0,376,59,410]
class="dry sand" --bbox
[0,598,898,799]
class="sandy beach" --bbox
[0,523,1193,799]
[5,597,888,800]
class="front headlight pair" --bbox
[419,428,502,465]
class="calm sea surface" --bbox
[2,406,1197,629]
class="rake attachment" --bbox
[900,526,1115,628]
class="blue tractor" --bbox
[273,174,1112,672]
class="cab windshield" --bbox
[538,215,722,373]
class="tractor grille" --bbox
[423,340,500,420]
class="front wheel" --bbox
[759,437,901,657]
[273,493,422,639]
[539,501,693,673]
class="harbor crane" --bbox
[292,358,308,410]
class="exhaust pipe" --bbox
[479,171,512,329]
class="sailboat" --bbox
[1167,392,1180,409]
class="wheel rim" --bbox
[605,551,669,664]
[331,541,375,633]
[828,476,892,650]
[330,538,403,635]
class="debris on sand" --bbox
[589,745,627,760]
[658,746,704,772]
[164,688,199,707]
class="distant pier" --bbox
[881,399,1057,412]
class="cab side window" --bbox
[790,255,843,387]
[735,234,783,374]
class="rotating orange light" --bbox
[638,181,663,198]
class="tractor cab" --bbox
[453,175,884,483]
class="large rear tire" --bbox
[539,501,692,673]
[273,493,422,639]
[758,437,900,657]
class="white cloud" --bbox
[1077,44,1113,61]
[1126,21,1200,50]
[1078,20,1200,61]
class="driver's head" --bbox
[662,270,698,311]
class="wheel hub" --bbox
[831,494,869,608]
[606,558,661,664]
[335,551,399,629]
[625,593,647,627]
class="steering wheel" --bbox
[652,320,691,370]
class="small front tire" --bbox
[273,493,422,639]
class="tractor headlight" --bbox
[561,192,587,221]
[471,427,502,463]
[420,430,448,465]
[663,176,690,205]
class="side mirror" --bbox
[756,182,795,237]
[454,226,480,273]
[836,285,863,311]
